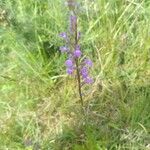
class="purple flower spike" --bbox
[84,58,93,67]
[84,77,94,84]
[59,32,67,40]
[59,46,68,53]
[74,50,82,58]
[59,4,94,104]
[65,59,73,67]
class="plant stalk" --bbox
[74,14,83,106]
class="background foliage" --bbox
[0,0,150,149]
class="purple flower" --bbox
[73,45,82,57]
[84,77,93,84]
[65,59,73,67]
[59,46,68,53]
[80,66,88,78]
[67,68,74,75]
[84,58,93,67]
[59,32,67,40]
[74,50,82,58]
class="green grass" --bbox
[0,0,150,149]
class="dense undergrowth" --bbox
[0,0,150,149]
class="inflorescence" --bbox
[59,0,93,105]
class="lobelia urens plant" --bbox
[59,0,93,107]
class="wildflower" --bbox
[73,45,81,57]
[84,76,93,84]
[65,59,73,67]
[59,32,67,40]
[84,58,93,67]
[59,0,94,106]
[80,66,88,78]
[67,68,74,75]
[59,46,68,53]
[74,50,82,58]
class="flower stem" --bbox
[74,15,83,106]
[75,59,83,106]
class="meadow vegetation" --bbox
[0,0,150,149]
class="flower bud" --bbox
[84,58,93,67]
[74,50,82,58]
[84,77,93,84]
[67,68,74,75]
[59,46,68,53]
[59,32,67,40]
[80,66,88,78]
[65,59,73,67]
[67,0,76,10]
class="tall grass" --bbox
[0,0,150,149]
